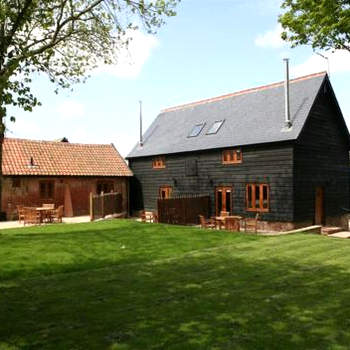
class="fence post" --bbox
[101,191,104,218]
[89,192,93,221]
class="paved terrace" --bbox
[0,216,90,230]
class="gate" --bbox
[90,192,123,221]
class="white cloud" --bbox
[255,24,285,49]
[57,100,85,119]
[95,30,158,79]
[7,118,41,139]
[291,50,350,77]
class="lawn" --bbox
[1,220,350,349]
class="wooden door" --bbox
[315,186,324,225]
[216,187,232,215]
[159,186,172,199]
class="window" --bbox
[153,156,165,169]
[12,178,21,188]
[207,120,224,135]
[222,149,242,164]
[188,123,205,137]
[159,186,172,199]
[97,182,114,194]
[39,181,54,199]
[246,184,269,212]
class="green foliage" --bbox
[279,0,350,52]
[0,0,179,119]
[1,220,350,348]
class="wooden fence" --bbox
[90,192,123,221]
[157,194,210,225]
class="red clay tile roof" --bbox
[2,138,133,177]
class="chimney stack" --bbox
[283,58,292,129]
[139,100,143,147]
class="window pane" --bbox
[262,185,268,209]
[207,120,224,135]
[188,123,205,137]
[48,183,53,198]
[217,191,222,213]
[40,183,46,198]
[225,191,231,213]
[255,185,260,208]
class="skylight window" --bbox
[188,123,205,137]
[207,120,224,135]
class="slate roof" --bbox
[127,72,328,159]
[3,138,133,177]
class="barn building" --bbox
[2,138,132,220]
[127,71,350,231]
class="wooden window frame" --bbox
[39,180,55,199]
[152,156,166,169]
[159,186,172,199]
[222,149,243,164]
[246,184,269,212]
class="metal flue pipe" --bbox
[283,58,292,128]
[139,100,143,147]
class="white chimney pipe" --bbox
[139,100,143,147]
[283,58,292,128]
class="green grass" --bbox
[1,220,350,349]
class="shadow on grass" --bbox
[1,250,350,349]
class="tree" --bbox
[279,0,350,52]
[0,0,179,215]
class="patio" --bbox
[0,215,90,230]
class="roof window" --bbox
[207,120,224,135]
[188,123,205,137]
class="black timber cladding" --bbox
[129,143,294,222]
[293,80,350,222]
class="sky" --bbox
[7,0,350,157]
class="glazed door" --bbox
[216,187,232,215]
[315,186,325,225]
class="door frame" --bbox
[159,185,172,199]
[215,186,233,216]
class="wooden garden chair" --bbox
[244,213,260,233]
[23,207,41,225]
[224,217,240,232]
[152,212,159,223]
[51,205,64,223]
[140,210,147,223]
[17,205,25,223]
[199,215,216,229]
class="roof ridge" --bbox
[161,71,327,113]
[4,137,113,147]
